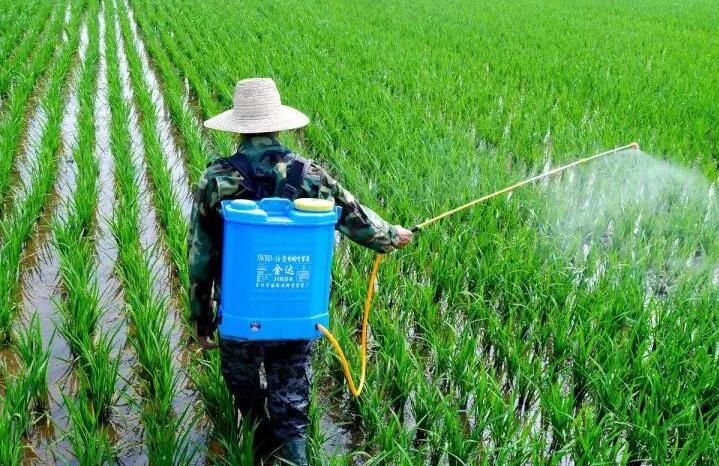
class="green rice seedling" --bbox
[64,391,114,465]
[0,2,54,78]
[14,313,50,410]
[189,351,258,464]
[369,410,414,464]
[215,417,255,466]
[0,374,33,466]
[141,401,200,466]
[570,407,622,464]
[127,298,175,402]
[188,351,235,439]
[75,329,121,423]
[55,239,102,355]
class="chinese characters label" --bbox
[256,253,312,289]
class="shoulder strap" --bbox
[224,153,260,199]
[280,154,310,200]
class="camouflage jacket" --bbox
[188,135,401,331]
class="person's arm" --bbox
[310,163,412,252]
[188,170,222,343]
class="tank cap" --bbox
[294,198,334,212]
[229,199,258,210]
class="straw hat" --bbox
[204,78,309,134]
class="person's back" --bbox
[188,78,412,465]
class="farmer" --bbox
[188,78,413,465]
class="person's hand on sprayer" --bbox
[393,225,414,248]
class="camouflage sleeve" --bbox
[307,162,400,253]
[188,169,220,332]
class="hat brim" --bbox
[203,105,309,134]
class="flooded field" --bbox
[1,0,718,464]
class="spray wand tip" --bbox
[630,141,640,151]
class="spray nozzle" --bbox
[630,142,640,151]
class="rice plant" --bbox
[14,313,50,411]
[0,375,33,466]
[0,1,54,85]
[0,0,70,204]
[64,391,114,465]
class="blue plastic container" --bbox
[219,197,341,341]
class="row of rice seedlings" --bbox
[0,0,69,206]
[54,0,105,359]
[0,1,52,75]
[103,0,196,462]
[0,0,83,344]
[50,1,120,462]
[115,0,189,299]
[0,317,49,466]
[123,3,257,462]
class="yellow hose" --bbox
[317,254,383,397]
[319,142,637,397]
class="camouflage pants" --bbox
[219,338,314,442]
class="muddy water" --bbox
[123,0,191,216]
[11,101,47,207]
[20,18,89,465]
[95,4,146,464]
[95,3,124,343]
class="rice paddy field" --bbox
[0,0,718,464]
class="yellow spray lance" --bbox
[317,141,639,397]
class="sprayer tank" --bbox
[219,197,340,341]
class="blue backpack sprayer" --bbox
[217,142,638,397]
